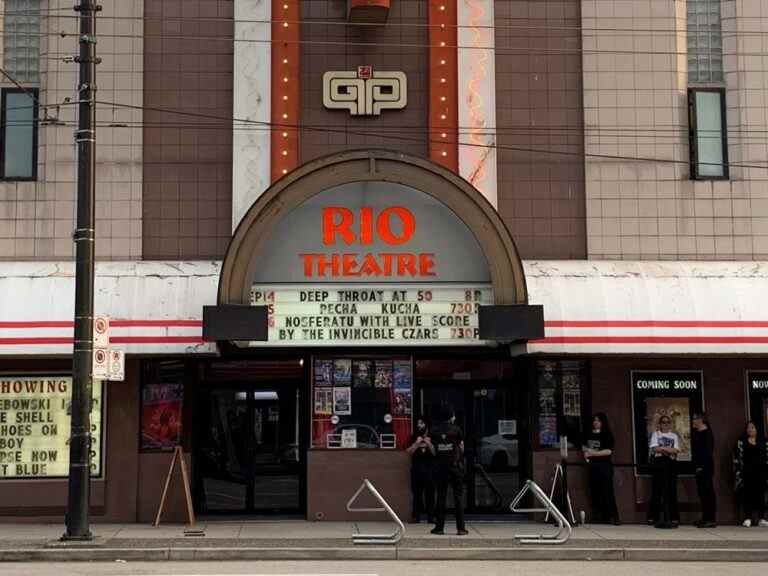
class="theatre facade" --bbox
[0,0,767,526]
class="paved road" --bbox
[3,561,768,576]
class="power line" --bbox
[19,11,768,37]
[3,30,768,58]
[91,99,767,171]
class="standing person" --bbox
[583,412,621,525]
[430,403,468,536]
[691,412,717,527]
[734,421,768,527]
[648,415,680,528]
[407,416,435,523]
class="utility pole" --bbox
[63,0,99,541]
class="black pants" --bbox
[434,465,465,531]
[742,477,767,521]
[649,457,679,524]
[411,466,434,520]
[695,469,716,523]
[589,460,620,523]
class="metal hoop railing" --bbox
[346,478,406,545]
[509,479,573,545]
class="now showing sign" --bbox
[0,376,103,478]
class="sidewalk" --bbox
[1,521,768,562]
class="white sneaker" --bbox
[759,519,768,527]
[742,519,752,527]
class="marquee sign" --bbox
[0,375,103,479]
[251,284,493,346]
[323,67,407,116]
[242,181,494,346]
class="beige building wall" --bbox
[0,0,142,259]
[582,0,768,260]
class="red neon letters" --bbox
[302,206,435,278]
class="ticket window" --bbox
[747,371,768,440]
[631,370,704,475]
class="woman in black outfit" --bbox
[691,411,716,527]
[583,412,620,525]
[734,421,768,527]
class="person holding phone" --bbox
[407,416,435,523]
[648,415,681,528]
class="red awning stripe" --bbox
[533,336,768,344]
[544,320,768,328]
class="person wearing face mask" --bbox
[648,415,681,528]
[734,420,768,527]
[691,411,716,528]
[407,416,435,523]
[583,412,620,525]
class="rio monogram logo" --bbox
[323,66,407,116]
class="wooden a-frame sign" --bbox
[153,445,203,535]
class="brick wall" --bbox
[142,0,232,259]
[299,0,428,163]
[0,0,143,260]
[495,0,587,259]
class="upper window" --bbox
[3,0,40,85]
[1,89,38,179]
[687,0,723,84]
[688,88,728,180]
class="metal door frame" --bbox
[194,381,306,515]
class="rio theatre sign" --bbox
[247,181,494,346]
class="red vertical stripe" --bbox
[428,0,458,171]
[271,0,301,181]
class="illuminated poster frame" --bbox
[0,374,105,480]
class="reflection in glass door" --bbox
[420,383,524,514]
[197,386,301,514]
[471,387,522,511]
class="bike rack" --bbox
[346,478,406,545]
[509,479,573,545]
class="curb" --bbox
[2,546,768,562]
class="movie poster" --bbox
[539,415,558,447]
[314,387,333,415]
[352,360,373,387]
[333,387,352,415]
[141,382,183,451]
[314,359,333,387]
[393,389,412,416]
[645,396,692,461]
[333,359,352,386]
[374,360,393,388]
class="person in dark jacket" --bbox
[691,411,716,527]
[734,420,768,527]
[407,416,435,523]
[583,412,620,525]
[430,403,467,536]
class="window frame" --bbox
[688,87,728,181]
[0,87,39,181]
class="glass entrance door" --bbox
[421,383,524,513]
[197,385,302,514]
